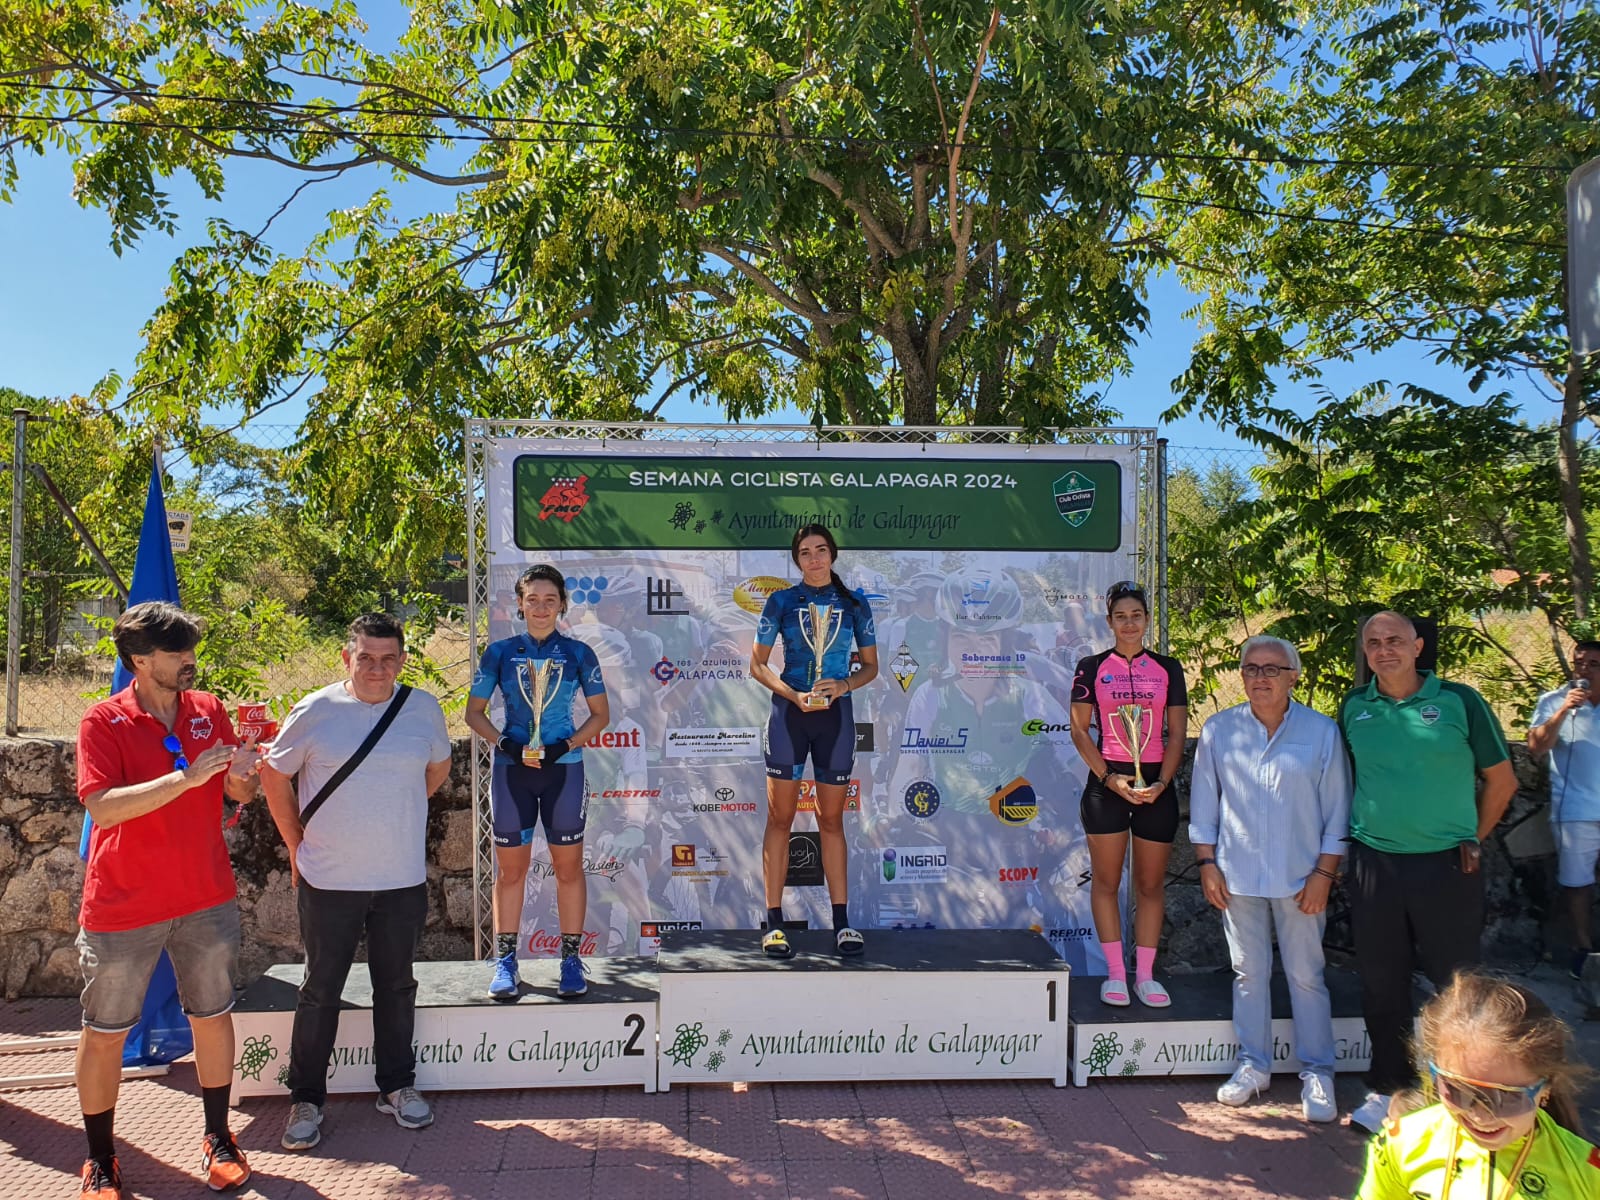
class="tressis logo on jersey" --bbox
[989,777,1038,826]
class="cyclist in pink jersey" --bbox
[1070,581,1188,1007]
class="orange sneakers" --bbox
[199,1132,251,1192]
[79,1157,121,1199]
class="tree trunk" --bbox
[1558,354,1594,621]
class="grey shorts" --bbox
[77,900,241,1033]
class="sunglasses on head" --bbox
[1427,1061,1547,1120]
[161,733,189,772]
[1106,580,1146,603]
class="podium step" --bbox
[230,957,660,1098]
[655,929,1070,1088]
[1068,967,1371,1086]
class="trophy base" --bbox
[521,749,544,768]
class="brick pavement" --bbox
[0,997,1366,1200]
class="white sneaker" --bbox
[1350,1091,1390,1133]
[1301,1073,1337,1123]
[1216,1063,1271,1106]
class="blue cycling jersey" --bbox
[470,632,605,764]
[757,581,876,693]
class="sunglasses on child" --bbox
[1427,1061,1547,1119]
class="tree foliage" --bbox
[0,0,1311,564]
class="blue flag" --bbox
[79,449,196,1067]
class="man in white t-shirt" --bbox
[259,613,453,1153]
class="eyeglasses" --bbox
[1241,664,1292,678]
[161,733,189,772]
[1427,1061,1547,1120]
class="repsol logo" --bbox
[591,729,642,748]
[998,867,1039,883]
[1046,927,1094,941]
[1022,719,1070,736]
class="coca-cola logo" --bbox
[526,929,601,957]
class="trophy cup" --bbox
[516,659,563,766]
[798,603,843,708]
[1114,703,1153,790]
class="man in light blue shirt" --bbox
[1527,640,1600,980]
[1189,635,1351,1124]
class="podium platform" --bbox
[655,928,1070,1088]
[230,957,660,1098]
[1068,967,1371,1086]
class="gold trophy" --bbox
[516,659,563,766]
[1114,703,1153,790]
[798,602,843,708]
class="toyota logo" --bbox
[715,787,734,802]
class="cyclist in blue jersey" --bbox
[750,525,879,957]
[466,565,610,1001]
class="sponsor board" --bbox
[531,854,628,882]
[639,919,704,955]
[960,652,1029,678]
[797,778,862,812]
[997,866,1039,884]
[646,576,692,616]
[1020,718,1073,746]
[664,727,762,760]
[989,778,1039,827]
[881,846,949,884]
[890,644,920,690]
[904,781,941,819]
[902,726,969,753]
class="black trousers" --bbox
[289,880,428,1105]
[1348,840,1483,1093]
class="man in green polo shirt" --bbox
[1339,611,1516,1133]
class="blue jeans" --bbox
[1221,894,1334,1076]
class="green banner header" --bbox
[512,454,1123,551]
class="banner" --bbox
[481,440,1142,975]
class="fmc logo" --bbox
[538,475,590,523]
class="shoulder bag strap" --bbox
[298,684,413,827]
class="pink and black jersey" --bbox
[1071,648,1188,763]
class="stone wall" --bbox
[0,736,1565,998]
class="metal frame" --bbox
[463,420,1164,958]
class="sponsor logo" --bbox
[787,832,825,887]
[854,723,875,753]
[902,726,968,753]
[797,778,861,812]
[890,643,920,690]
[664,727,762,759]
[1354,710,1373,721]
[904,780,941,819]
[531,853,627,881]
[960,651,1028,678]
[733,576,790,615]
[1042,588,1091,607]
[998,866,1040,884]
[876,896,921,924]
[881,845,949,884]
[565,574,621,606]
[1419,703,1441,726]
[693,786,759,814]
[589,728,643,749]
[588,788,661,801]
[670,843,731,880]
[537,474,590,523]
[1054,470,1095,528]
[188,715,215,741]
[652,657,682,685]
[646,576,691,616]
[1041,926,1095,946]
[641,921,703,937]
[990,779,1039,826]
[652,656,747,685]
[1020,718,1073,745]
[526,929,601,956]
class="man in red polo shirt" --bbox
[74,602,260,1199]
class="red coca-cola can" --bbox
[236,703,278,743]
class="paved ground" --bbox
[1,996,1374,1200]
[4,966,1594,1200]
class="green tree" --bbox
[1163,0,1600,617]
[1,0,1308,564]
